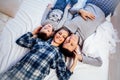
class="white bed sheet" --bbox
[0,0,117,80]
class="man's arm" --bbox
[16,26,41,48]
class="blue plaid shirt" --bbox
[86,0,120,17]
[1,32,72,80]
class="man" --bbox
[64,0,120,46]
[62,34,102,66]
[61,0,119,66]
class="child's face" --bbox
[40,24,53,37]
[49,9,63,22]
[63,34,78,52]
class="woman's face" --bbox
[53,29,69,45]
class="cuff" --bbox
[27,32,33,37]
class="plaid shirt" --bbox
[86,0,120,17]
[1,32,72,80]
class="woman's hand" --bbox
[32,26,42,35]
[79,9,95,20]
[74,45,83,62]
[69,51,78,72]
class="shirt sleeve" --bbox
[81,53,103,67]
[57,6,69,29]
[41,7,51,25]
[55,53,72,80]
[16,32,36,49]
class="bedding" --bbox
[0,0,23,17]
[0,0,117,80]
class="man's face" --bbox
[63,34,78,52]
[40,24,53,37]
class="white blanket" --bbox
[0,0,117,80]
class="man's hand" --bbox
[79,9,95,20]
[32,26,42,35]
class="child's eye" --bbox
[56,15,58,17]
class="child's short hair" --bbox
[37,32,50,40]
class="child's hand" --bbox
[47,4,53,9]
[79,9,95,20]
[32,26,42,35]
[66,4,71,9]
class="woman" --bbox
[0,27,78,80]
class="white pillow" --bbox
[0,0,23,17]
[70,0,87,11]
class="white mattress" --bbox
[0,0,117,80]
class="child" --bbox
[33,23,54,40]
[41,0,78,30]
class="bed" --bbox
[0,0,117,80]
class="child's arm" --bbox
[41,4,52,25]
[57,4,71,29]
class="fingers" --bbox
[47,4,53,9]
[88,13,95,20]
[82,15,88,21]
